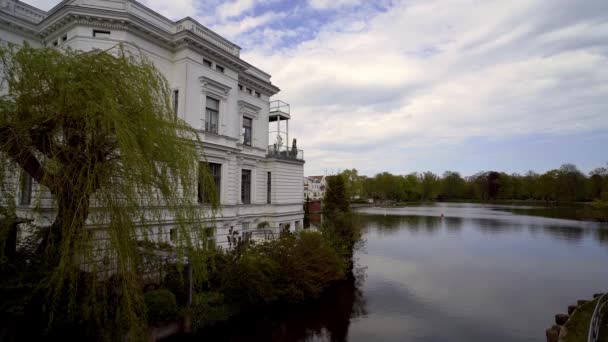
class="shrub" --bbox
[144,289,178,324]
[191,292,236,330]
[220,249,279,306]
[272,231,345,303]
[163,267,189,306]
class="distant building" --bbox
[304,176,326,200]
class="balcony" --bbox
[269,100,290,120]
[267,144,304,161]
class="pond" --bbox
[178,203,608,342]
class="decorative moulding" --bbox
[199,76,231,99]
[238,100,261,118]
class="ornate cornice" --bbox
[1,0,282,95]
[199,76,231,99]
[239,72,280,96]
[238,100,261,118]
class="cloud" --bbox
[308,0,360,10]
[212,11,286,39]
[139,0,198,20]
[19,0,608,175]
[242,0,608,175]
[216,0,256,20]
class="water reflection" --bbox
[359,204,608,246]
[175,270,368,342]
[174,204,608,342]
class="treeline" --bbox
[341,164,608,204]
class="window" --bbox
[216,65,224,73]
[241,169,251,204]
[62,34,67,42]
[53,40,58,47]
[246,88,252,95]
[255,91,261,98]
[203,227,215,238]
[202,227,216,249]
[172,89,179,116]
[203,59,212,67]
[238,84,243,91]
[19,172,32,205]
[170,228,177,241]
[93,29,111,37]
[205,96,219,134]
[198,162,221,203]
[242,116,252,146]
[267,172,271,204]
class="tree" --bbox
[420,171,440,200]
[0,44,217,339]
[340,168,363,200]
[323,175,350,215]
[439,171,465,200]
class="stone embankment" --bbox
[545,293,604,342]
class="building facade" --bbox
[304,176,326,200]
[0,0,304,246]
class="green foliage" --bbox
[352,162,608,208]
[200,230,346,317]
[162,267,189,306]
[323,175,350,215]
[144,289,178,325]
[257,231,345,304]
[322,173,361,271]
[220,245,279,306]
[190,292,235,330]
[0,43,218,339]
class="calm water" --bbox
[182,203,608,342]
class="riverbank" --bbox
[352,200,608,222]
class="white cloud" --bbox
[242,0,608,175]
[216,0,256,19]
[308,0,359,10]
[212,11,286,39]
[139,0,198,20]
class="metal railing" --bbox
[588,292,608,342]
[269,100,290,115]
[267,144,304,160]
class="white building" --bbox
[304,176,326,200]
[0,0,305,246]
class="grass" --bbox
[560,298,598,342]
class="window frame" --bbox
[241,169,252,204]
[92,29,111,38]
[205,96,220,134]
[19,171,32,206]
[267,172,271,204]
[198,162,222,204]
[242,116,252,146]
[172,89,179,117]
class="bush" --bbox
[219,230,345,306]
[321,212,361,271]
[191,292,236,330]
[269,231,345,303]
[163,266,189,306]
[144,289,178,324]
[220,248,279,306]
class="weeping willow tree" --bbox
[0,43,219,340]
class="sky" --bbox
[25,0,608,177]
